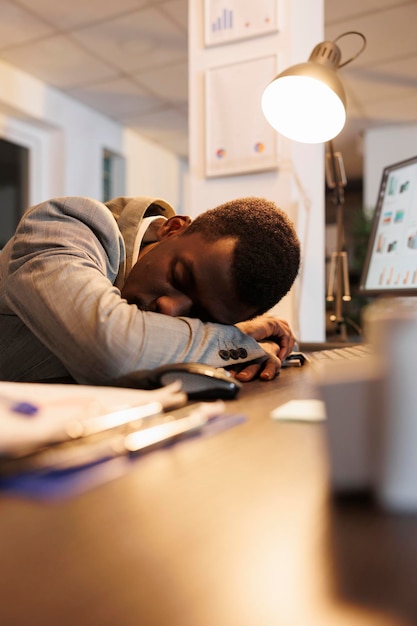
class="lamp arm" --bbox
[335,31,367,69]
[325,140,347,207]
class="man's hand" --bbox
[233,316,297,382]
[236,316,296,361]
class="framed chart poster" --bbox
[204,0,278,47]
[205,55,279,178]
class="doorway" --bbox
[0,138,29,248]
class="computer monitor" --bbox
[359,155,417,296]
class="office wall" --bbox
[0,59,182,208]
[123,128,187,212]
[188,0,326,342]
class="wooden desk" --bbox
[0,366,415,626]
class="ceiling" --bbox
[0,0,416,181]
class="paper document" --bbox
[0,381,187,456]
[270,399,326,422]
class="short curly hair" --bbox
[182,197,300,316]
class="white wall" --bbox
[188,0,326,342]
[364,124,417,218]
[123,128,188,213]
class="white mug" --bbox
[363,297,417,513]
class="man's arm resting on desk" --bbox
[232,317,296,381]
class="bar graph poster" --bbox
[204,0,278,46]
[205,56,279,178]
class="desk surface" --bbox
[0,366,416,626]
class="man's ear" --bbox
[156,215,192,240]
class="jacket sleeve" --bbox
[4,197,266,384]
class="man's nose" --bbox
[155,294,193,317]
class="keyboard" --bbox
[306,343,373,363]
[282,344,374,368]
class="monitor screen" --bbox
[359,155,417,296]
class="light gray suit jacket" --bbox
[0,196,265,384]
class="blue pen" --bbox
[0,393,39,416]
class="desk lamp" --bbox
[261,31,366,339]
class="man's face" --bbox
[121,217,257,324]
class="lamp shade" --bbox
[261,41,347,143]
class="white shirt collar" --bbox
[132,215,167,262]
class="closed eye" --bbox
[170,258,194,295]
[170,259,215,322]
